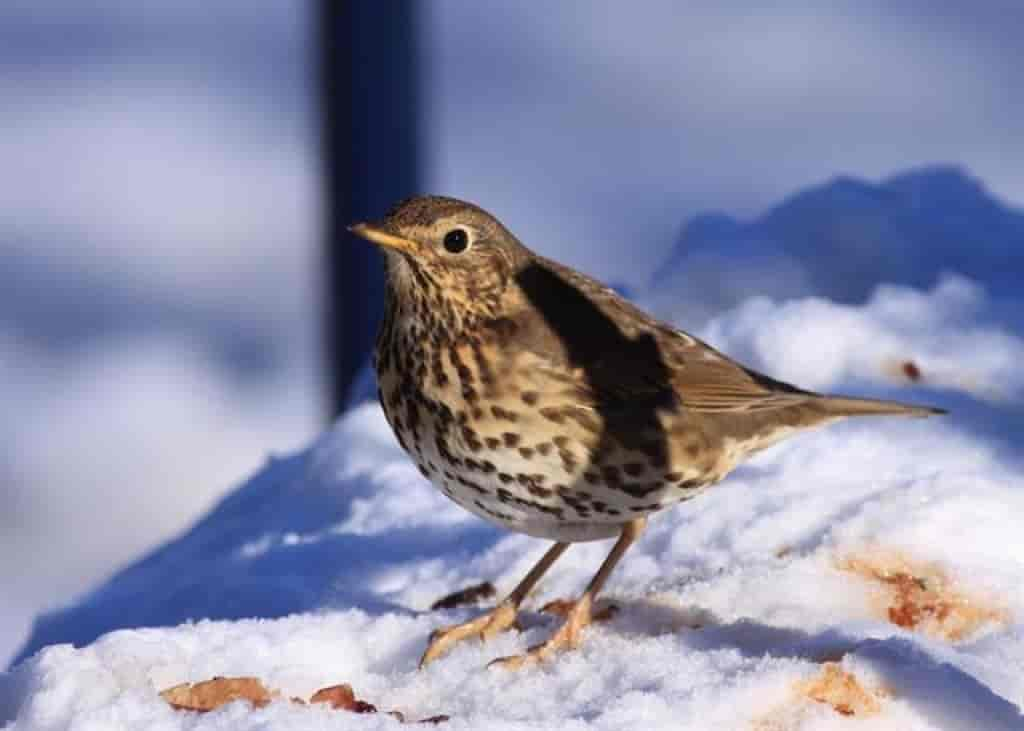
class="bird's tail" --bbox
[814,394,946,419]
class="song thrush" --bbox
[349,196,943,670]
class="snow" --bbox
[647,167,1024,330]
[4,2,1023,722]
[4,0,1024,675]
[4,265,1024,729]
[703,274,1024,403]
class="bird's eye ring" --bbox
[442,228,470,254]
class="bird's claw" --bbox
[419,601,519,668]
[488,594,595,671]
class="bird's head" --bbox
[349,196,531,330]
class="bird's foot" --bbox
[419,601,519,668]
[488,594,595,670]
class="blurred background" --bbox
[2,1,1022,665]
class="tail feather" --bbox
[815,394,946,419]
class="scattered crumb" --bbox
[902,360,922,382]
[753,662,886,729]
[797,663,884,717]
[160,677,272,712]
[162,677,448,723]
[881,357,1009,403]
[430,581,497,610]
[837,550,1008,641]
[309,684,377,713]
[882,357,929,385]
[882,358,926,384]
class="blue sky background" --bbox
[1,1,1021,665]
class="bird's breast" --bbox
[376,336,726,540]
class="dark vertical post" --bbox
[318,1,421,418]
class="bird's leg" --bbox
[419,541,570,668]
[488,517,646,671]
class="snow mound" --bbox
[648,165,1024,330]
[4,274,1024,729]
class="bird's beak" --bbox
[347,222,417,255]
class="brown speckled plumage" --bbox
[349,195,943,669]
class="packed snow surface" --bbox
[4,271,1024,730]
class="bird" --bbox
[348,195,944,671]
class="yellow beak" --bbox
[347,223,417,255]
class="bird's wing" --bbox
[665,338,813,413]
[544,332,811,414]
[507,258,812,415]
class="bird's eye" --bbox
[442,228,470,254]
